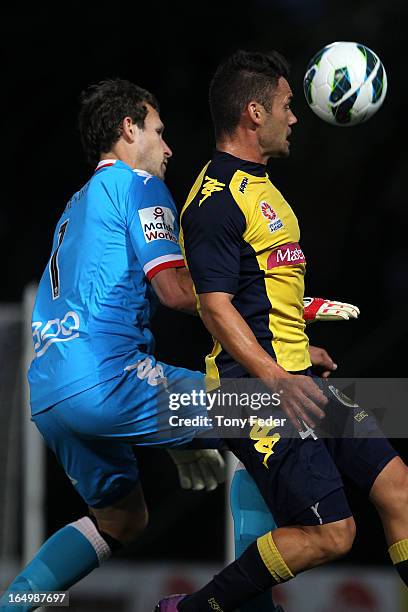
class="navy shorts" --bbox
[224,375,397,527]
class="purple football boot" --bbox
[154,594,186,611]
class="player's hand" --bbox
[309,345,337,378]
[168,449,226,491]
[273,373,328,431]
[303,297,360,322]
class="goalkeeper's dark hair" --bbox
[209,49,290,139]
[78,78,159,166]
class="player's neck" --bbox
[100,144,137,169]
[216,130,267,165]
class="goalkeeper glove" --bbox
[303,297,360,322]
[168,449,226,491]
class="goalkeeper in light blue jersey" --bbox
[1,79,226,612]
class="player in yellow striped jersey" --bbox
[156,49,408,612]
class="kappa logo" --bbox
[138,206,177,243]
[133,169,153,184]
[250,421,281,469]
[260,201,284,232]
[239,177,249,193]
[199,176,225,205]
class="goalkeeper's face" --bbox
[133,104,172,180]
[259,77,297,159]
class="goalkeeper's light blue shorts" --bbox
[32,355,207,508]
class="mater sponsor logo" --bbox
[267,242,306,269]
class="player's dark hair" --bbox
[78,78,159,165]
[209,49,290,139]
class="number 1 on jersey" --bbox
[49,219,69,300]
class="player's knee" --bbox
[302,518,355,563]
[118,507,149,545]
[317,517,356,561]
[386,474,408,515]
[371,458,408,515]
[95,507,149,546]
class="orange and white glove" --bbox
[168,449,226,491]
[303,297,360,322]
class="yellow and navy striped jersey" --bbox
[180,150,311,384]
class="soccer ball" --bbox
[303,41,387,126]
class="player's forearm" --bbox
[174,268,198,314]
[199,295,286,381]
[151,267,197,314]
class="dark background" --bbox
[1,1,407,566]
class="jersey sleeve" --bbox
[127,174,185,281]
[182,189,246,295]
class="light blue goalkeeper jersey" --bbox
[29,160,185,414]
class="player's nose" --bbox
[163,140,172,158]
[289,110,298,125]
